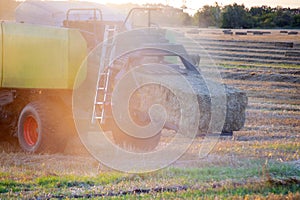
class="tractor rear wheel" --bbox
[102,118,161,153]
[17,101,66,153]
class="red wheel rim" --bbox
[23,116,38,146]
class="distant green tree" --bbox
[274,7,293,27]
[259,12,276,28]
[248,6,276,28]
[193,3,300,29]
[260,5,274,14]
[221,3,252,28]
[293,14,300,27]
[249,7,263,16]
[181,12,193,26]
[194,2,221,28]
[249,7,263,27]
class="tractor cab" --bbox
[15,1,161,49]
[62,8,122,50]
[62,7,162,49]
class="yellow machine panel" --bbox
[1,22,87,89]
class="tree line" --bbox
[193,3,300,28]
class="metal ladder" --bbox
[92,25,117,124]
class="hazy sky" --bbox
[86,0,300,15]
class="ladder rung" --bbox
[97,87,105,90]
[94,115,112,120]
[94,115,112,119]
[96,101,111,105]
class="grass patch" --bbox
[0,159,298,199]
[0,179,31,193]
[35,172,124,189]
[267,161,300,179]
[157,165,259,182]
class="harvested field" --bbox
[177,30,300,66]
[0,28,299,199]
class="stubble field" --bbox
[0,28,299,199]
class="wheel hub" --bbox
[23,116,38,146]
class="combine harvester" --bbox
[0,1,247,153]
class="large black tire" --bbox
[17,101,67,153]
[102,118,161,153]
